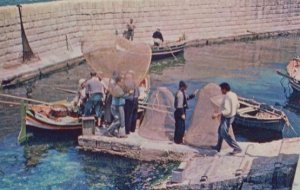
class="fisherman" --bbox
[126,18,135,41]
[174,81,198,144]
[71,78,86,115]
[212,82,242,155]
[152,28,164,46]
[105,75,127,138]
[124,71,140,134]
[84,72,105,127]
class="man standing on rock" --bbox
[126,18,135,41]
[212,82,242,155]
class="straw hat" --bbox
[78,78,86,87]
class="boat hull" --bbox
[151,42,185,60]
[26,113,82,131]
[234,116,285,133]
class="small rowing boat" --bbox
[234,97,289,133]
[25,101,82,132]
[151,41,186,60]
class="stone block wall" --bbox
[1,0,300,67]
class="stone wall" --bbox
[1,0,300,68]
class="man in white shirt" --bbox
[212,82,242,155]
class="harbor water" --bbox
[1,36,300,189]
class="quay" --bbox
[78,131,300,189]
[2,0,300,87]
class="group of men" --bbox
[125,19,164,46]
[73,71,142,138]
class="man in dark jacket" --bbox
[152,28,164,46]
[174,81,198,144]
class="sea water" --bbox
[1,36,300,189]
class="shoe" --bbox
[230,149,242,155]
[211,145,220,152]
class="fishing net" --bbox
[81,32,151,91]
[185,83,224,147]
[139,83,235,148]
[138,87,175,141]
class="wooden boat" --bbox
[151,41,186,60]
[25,77,150,132]
[234,97,289,133]
[26,101,82,131]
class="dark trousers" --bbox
[174,109,185,144]
[216,116,241,151]
[124,98,138,134]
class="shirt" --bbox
[152,31,164,42]
[85,77,104,96]
[127,23,135,31]
[175,90,185,109]
[221,91,240,118]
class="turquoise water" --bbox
[0,0,56,6]
[1,36,300,189]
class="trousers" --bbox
[107,105,126,136]
[124,98,138,134]
[174,109,185,144]
[216,116,241,151]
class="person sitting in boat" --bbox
[71,78,87,115]
[84,72,105,127]
[152,28,164,46]
[105,75,127,138]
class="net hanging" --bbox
[81,32,151,92]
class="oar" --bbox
[165,43,178,61]
[0,93,50,105]
[55,87,77,94]
[0,100,22,106]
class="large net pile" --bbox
[185,83,237,149]
[81,32,151,88]
[185,83,223,147]
[138,87,175,141]
[139,83,235,149]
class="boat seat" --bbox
[238,106,256,113]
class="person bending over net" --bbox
[174,81,198,144]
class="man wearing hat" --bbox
[84,72,105,127]
[152,28,164,46]
[174,81,198,144]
